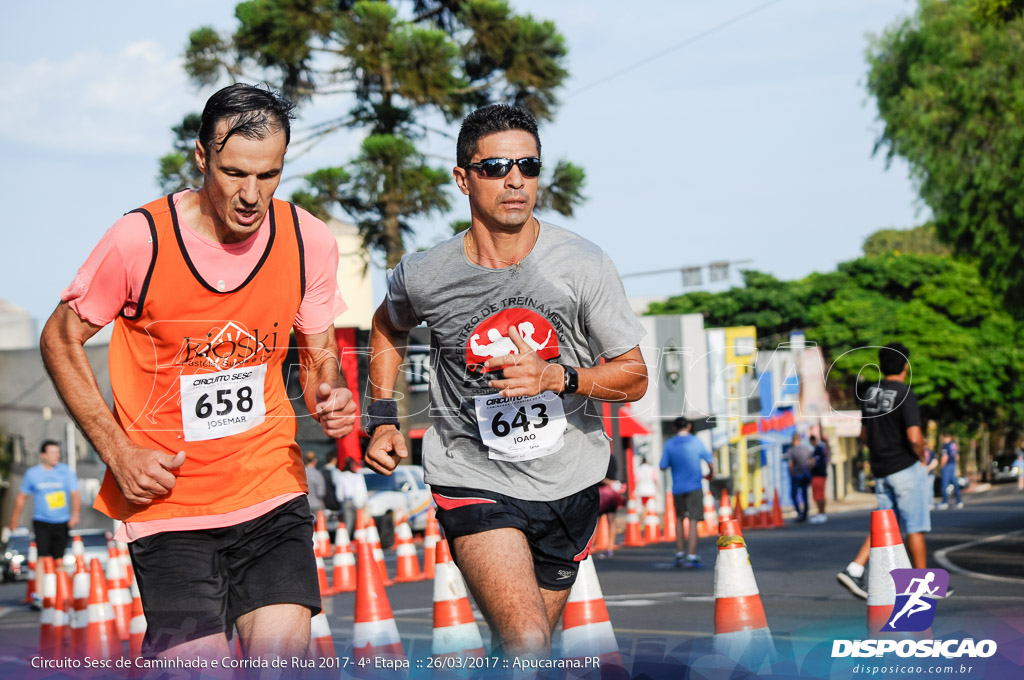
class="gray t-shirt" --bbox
[788,443,815,477]
[386,222,646,501]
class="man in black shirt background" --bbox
[837,342,937,599]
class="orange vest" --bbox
[96,194,307,521]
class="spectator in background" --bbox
[304,451,326,516]
[337,458,368,537]
[596,454,624,558]
[321,452,343,515]
[938,434,963,509]
[660,417,714,568]
[634,455,660,509]
[6,440,80,559]
[809,435,830,524]
[788,432,814,523]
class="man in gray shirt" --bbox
[364,104,647,658]
[304,451,326,517]
[788,433,815,522]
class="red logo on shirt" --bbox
[465,308,560,372]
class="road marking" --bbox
[934,529,1024,585]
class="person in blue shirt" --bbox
[938,434,963,509]
[7,440,80,560]
[660,417,714,568]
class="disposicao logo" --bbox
[883,568,948,632]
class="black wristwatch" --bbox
[559,364,579,395]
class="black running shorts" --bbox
[128,496,321,656]
[33,520,70,560]
[431,484,600,591]
[674,489,704,521]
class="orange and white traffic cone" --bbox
[594,514,613,555]
[71,535,86,572]
[623,496,644,547]
[316,554,333,599]
[314,511,331,558]
[128,575,146,660]
[353,508,368,546]
[743,496,761,529]
[366,518,393,586]
[331,525,357,594]
[423,508,440,581]
[866,508,913,635]
[771,488,785,528]
[719,518,742,538]
[697,491,719,538]
[86,558,119,661]
[70,559,90,660]
[733,494,745,531]
[39,557,57,658]
[718,489,733,524]
[560,556,625,677]
[431,539,484,659]
[309,612,337,661]
[713,523,775,671]
[333,522,351,555]
[759,489,772,528]
[23,541,38,605]
[106,545,132,642]
[393,513,423,583]
[642,498,661,543]
[53,568,71,659]
[662,493,677,544]
[353,538,405,669]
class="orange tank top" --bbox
[96,194,308,521]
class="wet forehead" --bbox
[471,130,539,162]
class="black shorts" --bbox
[674,489,704,521]
[431,484,600,591]
[33,521,70,560]
[128,496,321,656]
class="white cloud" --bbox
[0,41,206,155]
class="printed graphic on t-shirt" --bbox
[44,491,68,511]
[462,307,561,388]
[863,385,899,415]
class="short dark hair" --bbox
[456,104,541,167]
[40,439,60,453]
[879,342,910,376]
[809,435,818,444]
[199,83,296,153]
[673,417,692,432]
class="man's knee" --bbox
[502,621,550,656]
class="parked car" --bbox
[2,529,32,582]
[989,453,1021,484]
[63,528,113,573]
[2,527,113,582]
[361,465,433,548]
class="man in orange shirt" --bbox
[41,84,356,669]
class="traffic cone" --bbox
[331,525,357,594]
[662,493,677,543]
[642,498,661,543]
[697,491,719,538]
[743,497,761,529]
[759,489,772,528]
[594,514,613,554]
[866,509,913,635]
[719,518,742,538]
[70,559,90,660]
[423,508,440,581]
[23,541,38,605]
[771,489,785,528]
[309,612,337,661]
[353,538,405,668]
[354,508,368,546]
[431,539,484,659]
[71,535,86,572]
[713,524,776,670]
[719,489,733,524]
[85,558,119,661]
[366,518,393,586]
[38,557,56,658]
[106,545,132,642]
[623,496,644,547]
[316,554,333,599]
[334,522,351,555]
[128,576,146,660]
[393,513,423,583]
[560,556,625,677]
[733,494,744,531]
[314,510,331,557]
[53,568,71,659]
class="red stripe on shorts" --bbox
[431,493,498,511]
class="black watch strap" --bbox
[365,399,400,436]
[560,364,579,395]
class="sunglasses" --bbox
[463,156,542,178]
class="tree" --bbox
[862,224,951,258]
[866,0,1024,315]
[161,0,585,269]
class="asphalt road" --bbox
[1,484,1021,678]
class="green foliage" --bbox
[647,253,1024,431]
[157,114,203,193]
[863,224,951,257]
[163,0,581,267]
[867,0,1024,315]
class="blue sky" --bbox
[1,0,923,328]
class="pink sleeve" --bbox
[294,207,347,334]
[61,212,155,326]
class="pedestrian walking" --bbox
[363,103,648,658]
[337,457,367,538]
[937,434,963,509]
[787,433,814,523]
[6,440,80,560]
[40,83,357,664]
[304,451,326,516]
[809,435,830,523]
[837,342,943,599]
[634,456,660,509]
[659,418,714,568]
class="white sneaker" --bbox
[937,503,949,510]
[809,514,827,524]
[956,502,964,509]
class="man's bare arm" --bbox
[363,304,411,474]
[906,425,926,463]
[294,328,357,439]
[40,302,183,505]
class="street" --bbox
[1,484,1021,678]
